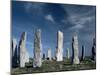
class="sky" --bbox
[12,1,96,58]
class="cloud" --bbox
[24,2,45,13]
[69,13,95,30]
[45,14,55,23]
[70,24,84,30]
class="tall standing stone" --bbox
[43,53,45,60]
[56,31,63,61]
[18,32,29,67]
[47,48,51,60]
[91,38,96,61]
[66,48,70,59]
[12,38,18,68]
[72,33,80,64]
[12,38,17,56]
[81,45,85,61]
[33,29,42,67]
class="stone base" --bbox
[73,57,80,64]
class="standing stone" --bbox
[55,47,58,60]
[66,48,70,59]
[25,50,29,63]
[56,31,63,61]
[91,38,96,61]
[12,38,17,56]
[47,48,51,60]
[33,29,42,67]
[81,45,85,61]
[12,38,18,68]
[43,53,45,60]
[72,33,80,64]
[18,32,29,67]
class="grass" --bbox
[11,57,96,75]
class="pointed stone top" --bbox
[36,29,41,33]
[57,30,63,37]
[72,32,77,41]
[35,29,41,37]
[22,32,26,35]
[82,45,84,47]
[48,48,51,53]
[67,48,69,50]
[19,32,27,46]
[73,32,77,36]
[72,32,78,40]
[58,30,63,34]
[58,30,61,32]
[20,32,27,41]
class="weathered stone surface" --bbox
[33,29,42,67]
[18,32,29,67]
[72,33,80,64]
[12,38,17,56]
[81,45,85,61]
[91,38,96,61]
[56,31,63,61]
[47,48,51,60]
[66,48,70,59]
[25,50,29,63]
[12,38,18,68]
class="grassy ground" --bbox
[11,57,96,75]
